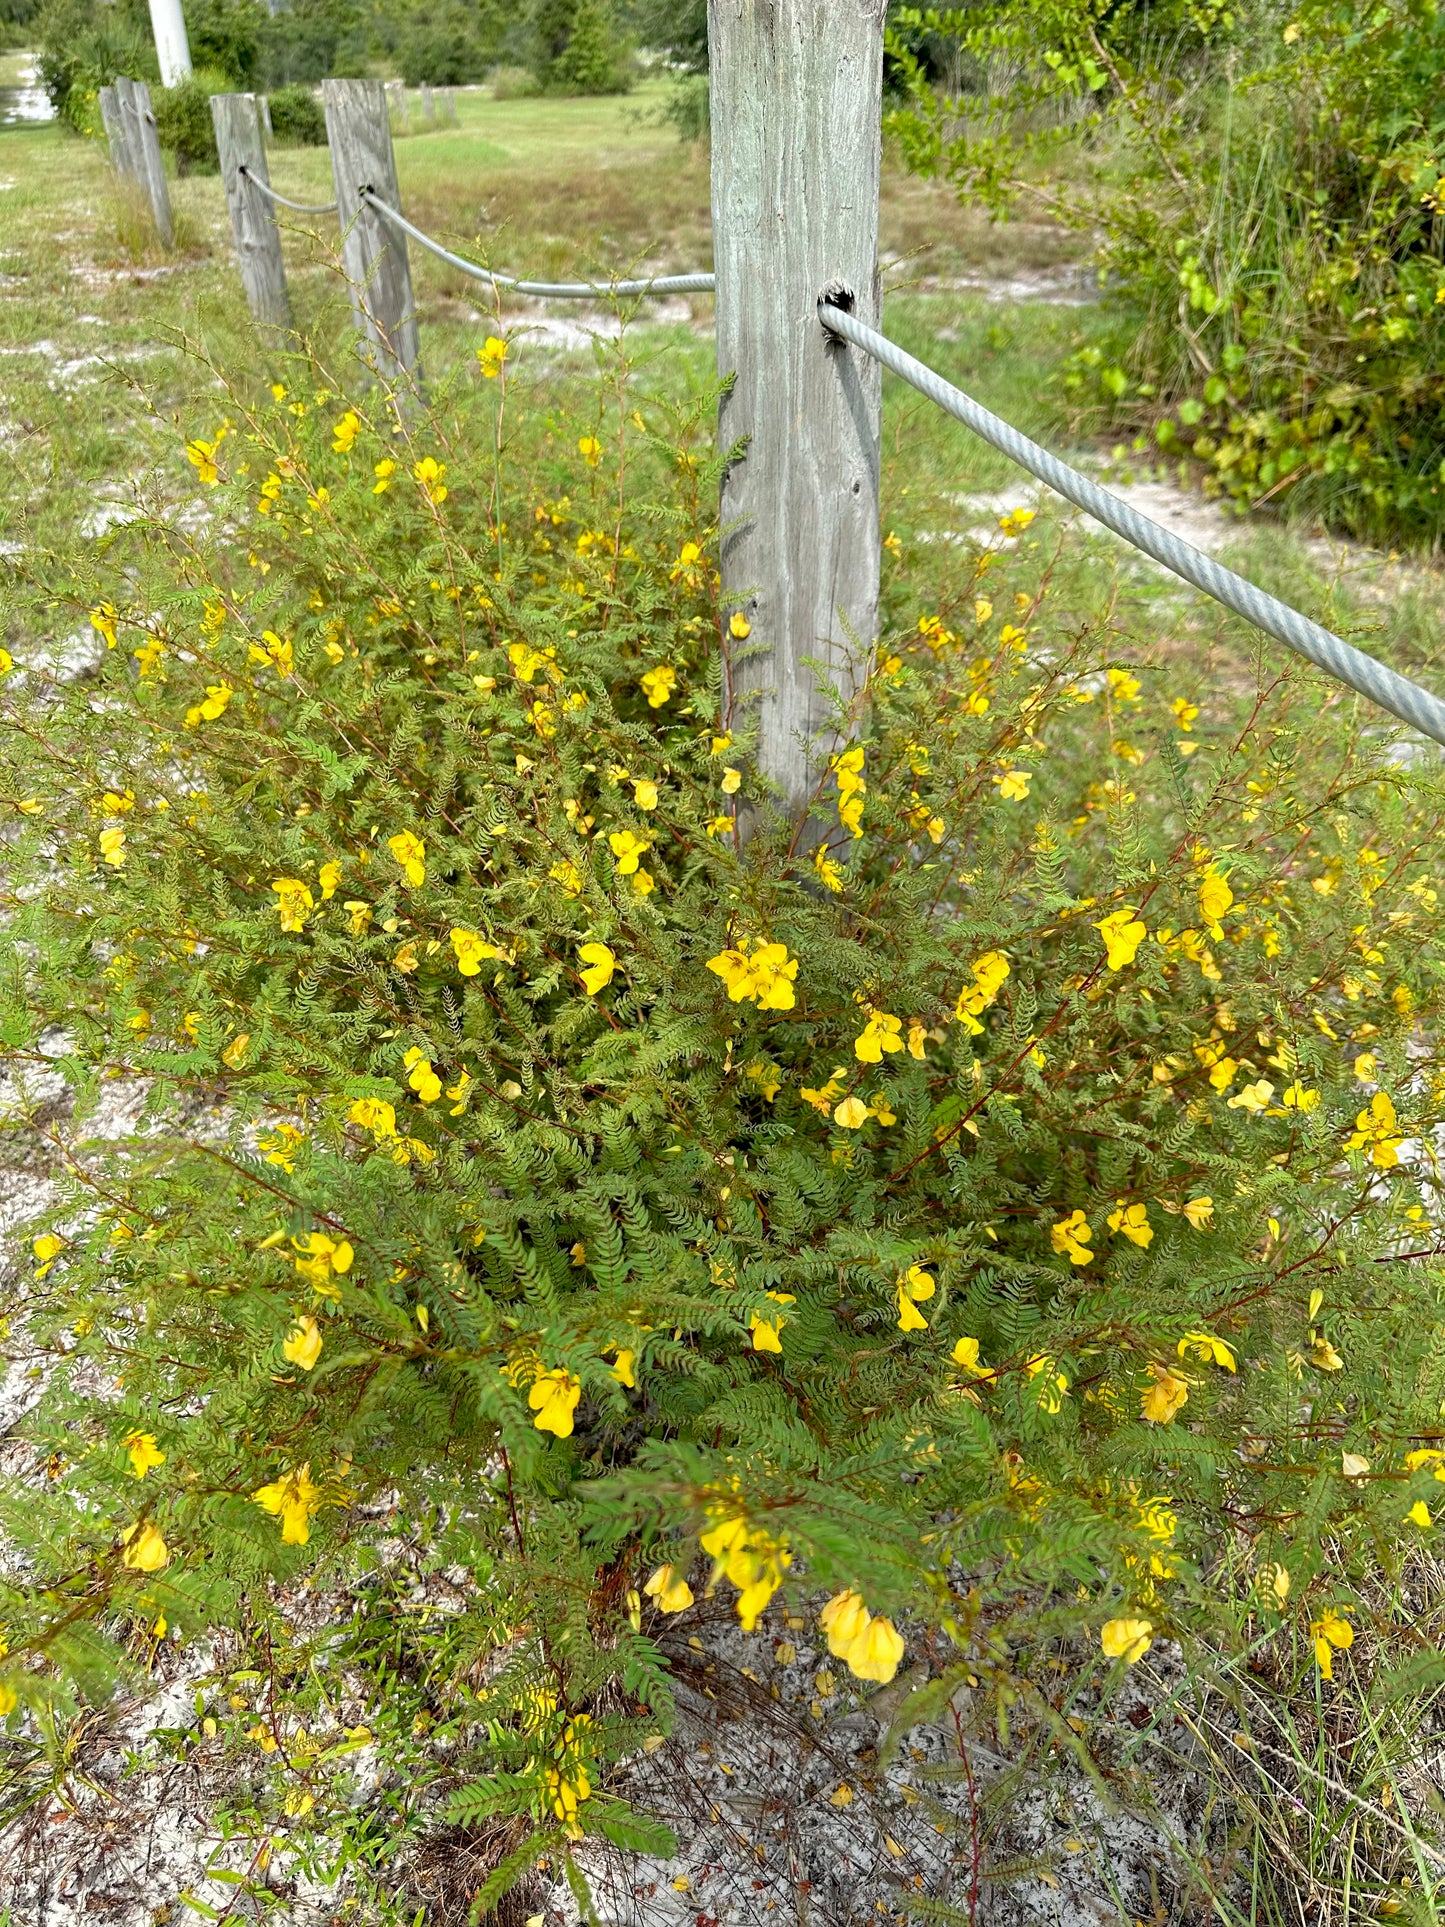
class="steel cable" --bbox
[238,165,338,216]
[360,188,716,299]
[819,295,1445,751]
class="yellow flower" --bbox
[832,744,867,837]
[705,939,798,1012]
[632,777,659,811]
[578,942,616,994]
[550,858,584,896]
[186,425,228,485]
[1100,1617,1153,1664]
[0,1683,15,1716]
[1353,1051,1377,1080]
[1107,667,1141,702]
[221,1032,250,1069]
[1309,1335,1344,1371]
[632,864,655,895]
[855,1010,904,1064]
[578,435,602,467]
[451,927,506,976]
[413,456,448,505]
[248,629,293,676]
[749,1291,795,1353]
[253,1464,323,1545]
[815,845,845,893]
[1197,865,1234,935]
[445,1070,473,1116]
[1407,1499,1432,1529]
[528,1368,582,1438]
[318,860,342,900]
[955,950,1010,1032]
[291,1230,354,1290]
[98,825,127,868]
[282,1316,323,1372]
[404,1047,442,1105]
[183,682,232,729]
[331,409,361,453]
[1170,696,1199,731]
[120,1521,170,1571]
[90,602,118,648]
[819,1592,905,1684]
[1256,1562,1291,1606]
[951,1335,996,1381]
[388,830,426,887]
[1280,1081,1320,1112]
[271,878,314,932]
[640,663,677,707]
[833,1095,869,1130]
[608,829,651,875]
[1346,1090,1403,1169]
[1177,1331,1236,1371]
[1141,1364,1189,1425]
[372,459,397,494]
[1227,1079,1275,1114]
[1026,1355,1069,1412]
[477,335,508,379]
[608,1347,635,1388]
[1050,1210,1093,1266]
[895,1263,935,1332]
[644,1564,694,1613]
[1107,1201,1153,1248]
[992,767,1031,802]
[1182,1195,1214,1230]
[339,900,371,938]
[124,1431,166,1479]
[729,610,751,639]
[1310,1607,1353,1680]
[720,766,742,795]
[1095,909,1147,971]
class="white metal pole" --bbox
[147,0,192,87]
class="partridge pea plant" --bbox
[2,338,1445,1882]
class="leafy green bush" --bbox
[888,0,1445,548]
[35,0,153,132]
[266,81,325,147]
[183,0,266,88]
[153,68,230,174]
[531,0,632,95]
[490,62,542,100]
[397,4,489,86]
[4,334,1445,1904]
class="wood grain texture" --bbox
[211,94,290,331]
[99,88,135,181]
[709,0,885,829]
[116,78,173,248]
[323,78,421,387]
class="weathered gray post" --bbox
[99,85,136,180]
[116,76,174,248]
[323,79,420,386]
[708,0,885,831]
[420,83,435,125]
[211,93,289,330]
[388,81,409,133]
[442,87,458,126]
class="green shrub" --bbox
[397,5,489,86]
[887,0,1445,548]
[4,336,1445,1904]
[35,0,152,132]
[266,81,325,147]
[532,0,632,95]
[183,0,266,88]
[152,68,229,175]
[490,62,542,100]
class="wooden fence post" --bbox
[116,76,174,248]
[99,85,136,180]
[211,92,290,330]
[420,83,435,125]
[708,0,886,831]
[323,78,421,387]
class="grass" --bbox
[2,70,1444,1926]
